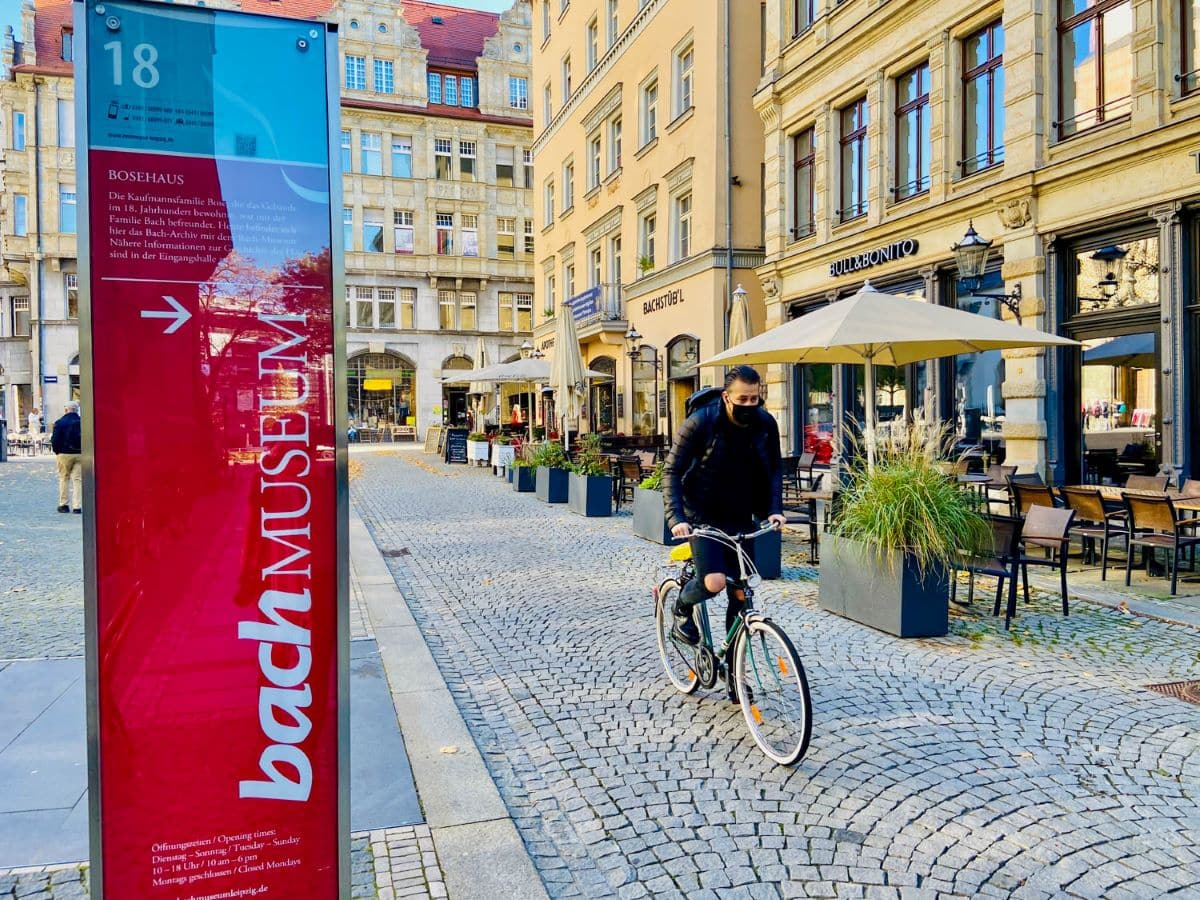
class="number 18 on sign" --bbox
[76,0,348,897]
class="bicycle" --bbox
[654,522,813,766]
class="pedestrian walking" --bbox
[51,400,82,514]
[28,406,41,434]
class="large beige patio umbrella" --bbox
[550,305,586,449]
[701,280,1077,469]
[728,283,753,348]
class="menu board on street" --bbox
[444,428,469,464]
[77,1,346,897]
[423,425,443,454]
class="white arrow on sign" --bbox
[140,295,192,334]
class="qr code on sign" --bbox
[236,134,257,156]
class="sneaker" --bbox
[72,509,82,515]
[56,505,69,513]
[670,606,700,646]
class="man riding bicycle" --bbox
[662,365,786,689]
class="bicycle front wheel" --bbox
[655,578,699,695]
[733,618,812,766]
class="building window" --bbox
[498,218,516,257]
[542,0,551,42]
[438,290,457,329]
[894,62,930,200]
[545,274,556,315]
[363,210,384,253]
[394,210,415,254]
[343,207,353,250]
[510,76,529,109]
[12,111,25,151]
[640,78,658,145]
[374,59,394,94]
[377,288,397,328]
[57,99,74,148]
[345,55,366,90]
[588,132,602,189]
[459,141,477,182]
[12,296,30,337]
[460,77,475,107]
[355,286,375,328]
[399,288,416,329]
[793,0,814,36]
[497,146,516,186]
[1058,0,1132,139]
[564,262,576,298]
[523,149,535,187]
[962,20,1005,174]
[562,56,572,101]
[587,18,600,71]
[543,83,553,126]
[462,215,479,257]
[1183,1,1200,92]
[14,194,28,236]
[436,213,454,255]
[61,27,72,61]
[839,97,868,222]
[445,75,459,106]
[65,273,78,319]
[673,192,692,261]
[340,129,352,172]
[607,0,619,47]
[791,128,815,239]
[589,245,602,287]
[563,160,575,209]
[639,211,656,275]
[361,132,382,175]
[499,291,516,331]
[60,188,76,234]
[435,138,452,180]
[608,115,622,172]
[609,234,622,288]
[392,138,413,177]
[543,179,555,225]
[427,72,442,103]
[674,41,694,116]
[460,292,477,330]
[524,220,535,253]
[561,0,569,13]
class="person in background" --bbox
[51,401,83,514]
[28,406,41,434]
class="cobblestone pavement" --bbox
[0,458,85,660]
[353,449,1200,899]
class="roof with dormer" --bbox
[399,0,500,70]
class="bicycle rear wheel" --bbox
[655,578,699,695]
[732,618,811,765]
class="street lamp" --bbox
[951,221,1023,323]
[1090,245,1128,300]
[519,339,534,359]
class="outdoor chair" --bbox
[1010,480,1058,517]
[1015,505,1076,622]
[1181,479,1200,497]
[1060,486,1126,581]
[950,515,1022,627]
[782,472,823,562]
[615,457,642,510]
[1123,494,1200,595]
[982,464,1017,515]
[1125,474,1169,493]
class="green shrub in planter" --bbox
[511,461,536,492]
[819,422,989,637]
[531,442,570,502]
[567,434,613,517]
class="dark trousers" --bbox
[677,532,755,640]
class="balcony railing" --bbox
[566,282,624,329]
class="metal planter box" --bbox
[751,528,782,581]
[513,466,536,492]
[818,533,949,638]
[568,473,613,517]
[631,488,673,544]
[535,466,569,503]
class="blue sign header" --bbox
[566,286,601,321]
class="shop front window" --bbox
[348,352,416,431]
[631,346,658,436]
[1080,332,1159,482]
[666,336,699,435]
[1073,235,1159,314]
[800,364,834,464]
[953,270,1006,449]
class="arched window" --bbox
[348,351,416,429]
[589,355,616,432]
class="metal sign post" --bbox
[76,0,348,895]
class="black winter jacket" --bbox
[662,402,783,530]
[51,412,82,455]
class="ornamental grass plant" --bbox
[831,418,990,575]
[570,433,610,477]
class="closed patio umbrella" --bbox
[467,336,489,429]
[550,306,586,450]
[728,283,753,348]
[701,279,1077,469]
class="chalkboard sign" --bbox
[424,425,444,454]
[444,427,469,464]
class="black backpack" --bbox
[684,387,723,418]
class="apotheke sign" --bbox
[829,239,919,277]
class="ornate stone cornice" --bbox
[581,82,623,134]
[584,205,623,244]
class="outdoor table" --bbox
[1061,484,1192,505]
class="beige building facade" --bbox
[532,0,766,442]
[757,0,1200,484]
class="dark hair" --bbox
[724,365,761,390]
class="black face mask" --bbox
[728,402,758,426]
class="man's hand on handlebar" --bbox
[671,522,693,538]
[767,514,787,530]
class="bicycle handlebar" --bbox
[691,521,779,543]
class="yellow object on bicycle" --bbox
[669,543,693,562]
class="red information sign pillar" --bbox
[76,1,347,896]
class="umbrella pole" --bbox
[864,353,877,473]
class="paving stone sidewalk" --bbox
[353,449,1200,899]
